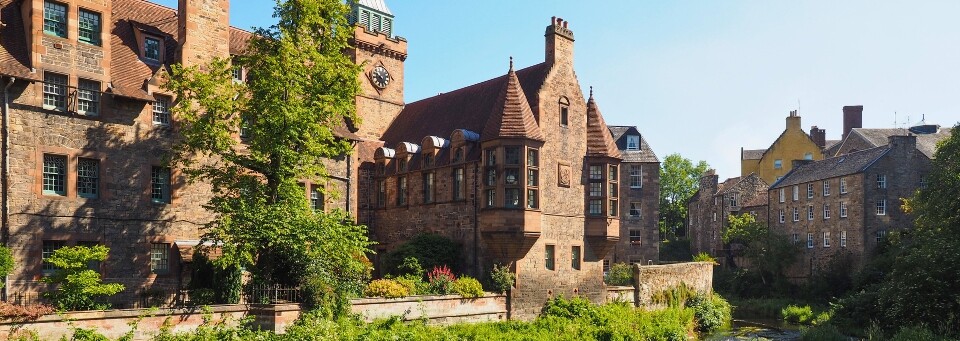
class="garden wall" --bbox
[1,294,507,339]
[633,262,714,306]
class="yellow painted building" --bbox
[741,111,824,184]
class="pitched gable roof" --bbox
[771,146,890,188]
[741,149,765,160]
[481,64,544,142]
[380,62,550,145]
[585,92,619,158]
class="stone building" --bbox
[605,126,659,266]
[741,110,827,184]
[365,16,637,319]
[686,171,767,260]
[768,135,931,280]
[0,0,660,315]
[0,0,369,305]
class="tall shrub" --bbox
[42,245,124,311]
[383,234,461,276]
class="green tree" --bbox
[659,154,709,240]
[166,0,371,315]
[0,246,13,288]
[854,124,960,334]
[41,245,124,311]
[722,213,798,293]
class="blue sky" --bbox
[157,0,960,179]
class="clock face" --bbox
[371,66,390,89]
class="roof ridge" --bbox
[406,63,546,106]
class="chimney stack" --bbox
[785,110,801,131]
[842,105,863,140]
[178,0,230,67]
[545,16,575,67]
[810,126,826,149]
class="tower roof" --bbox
[357,0,392,15]
[585,90,621,158]
[482,60,545,142]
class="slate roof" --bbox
[836,127,952,159]
[380,62,550,145]
[0,0,254,98]
[585,93,619,158]
[608,125,659,163]
[481,65,544,142]
[716,177,742,195]
[771,146,890,189]
[356,0,392,15]
[741,149,765,160]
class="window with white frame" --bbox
[43,154,67,196]
[310,185,324,210]
[823,204,831,219]
[876,230,886,243]
[626,135,640,150]
[823,231,831,247]
[793,185,799,201]
[823,180,830,196]
[804,152,813,160]
[807,233,814,249]
[877,174,886,189]
[42,240,65,275]
[876,200,886,215]
[77,79,100,116]
[793,207,799,221]
[779,188,785,203]
[629,202,641,218]
[713,212,717,222]
[629,230,642,244]
[839,177,847,193]
[778,209,785,223]
[840,230,847,247]
[840,202,847,218]
[151,166,171,204]
[807,183,814,198]
[629,165,642,188]
[729,193,739,208]
[153,96,171,125]
[774,159,783,169]
[43,72,67,111]
[150,243,169,274]
[807,205,814,220]
[77,158,99,198]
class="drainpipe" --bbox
[2,76,16,302]
[472,162,480,278]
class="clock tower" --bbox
[347,0,407,140]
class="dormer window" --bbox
[78,9,102,46]
[422,153,433,168]
[144,36,161,62]
[397,158,407,173]
[43,1,67,38]
[626,135,640,150]
[453,147,464,163]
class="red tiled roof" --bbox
[0,0,254,97]
[380,62,550,145]
[585,94,620,158]
[0,0,39,80]
[481,67,544,142]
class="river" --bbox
[706,319,802,341]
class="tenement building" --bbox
[686,171,767,261]
[605,126,659,266]
[0,0,660,315]
[768,134,931,280]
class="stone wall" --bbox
[2,294,507,339]
[633,262,713,306]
